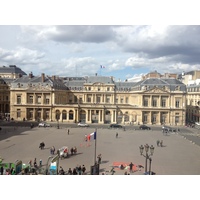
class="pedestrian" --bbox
[34,158,37,168]
[68,168,72,175]
[97,154,102,164]
[82,165,86,175]
[129,162,134,173]
[52,146,55,154]
[78,165,82,175]
[157,140,160,147]
[72,168,77,175]
[59,166,65,175]
[39,159,42,167]
[116,132,118,138]
[160,140,163,147]
[67,129,70,135]
[0,165,4,175]
[28,160,32,167]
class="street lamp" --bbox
[139,144,155,175]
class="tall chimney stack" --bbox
[41,73,45,82]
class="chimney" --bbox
[41,73,45,82]
[29,72,33,78]
[52,75,56,81]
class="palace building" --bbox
[9,72,187,126]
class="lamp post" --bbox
[139,144,154,175]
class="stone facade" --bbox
[9,73,187,126]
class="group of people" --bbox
[58,164,87,175]
[50,146,56,155]
[0,166,15,175]
[157,139,163,147]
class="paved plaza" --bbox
[1,122,200,175]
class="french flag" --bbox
[100,65,106,68]
[87,131,96,141]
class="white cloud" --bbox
[0,47,45,65]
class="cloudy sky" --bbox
[0,25,200,81]
[0,2,199,81]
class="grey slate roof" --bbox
[0,65,27,75]
[9,74,187,92]
[11,75,67,90]
[133,78,186,92]
[86,76,114,84]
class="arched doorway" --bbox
[69,110,74,121]
[80,110,86,122]
[105,110,111,124]
[62,110,67,120]
[55,110,61,121]
[117,111,123,124]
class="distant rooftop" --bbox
[0,65,27,75]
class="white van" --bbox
[162,126,176,132]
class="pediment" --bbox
[143,86,169,94]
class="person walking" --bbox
[156,140,160,147]
[0,165,4,175]
[67,129,70,135]
[116,132,118,138]
[160,140,163,147]
[129,162,134,173]
[39,159,42,167]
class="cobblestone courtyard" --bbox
[1,124,200,175]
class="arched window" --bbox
[62,110,67,120]
[69,110,74,120]
[56,110,60,120]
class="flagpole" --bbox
[94,128,97,165]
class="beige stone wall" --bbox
[9,84,187,126]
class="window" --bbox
[120,98,123,104]
[115,98,118,104]
[107,87,110,91]
[17,109,21,118]
[87,95,92,103]
[29,95,33,104]
[161,99,166,107]
[152,115,156,123]
[62,110,67,120]
[175,116,179,123]
[144,115,148,122]
[97,96,101,103]
[17,95,21,104]
[74,96,78,103]
[79,97,83,104]
[45,111,50,120]
[161,115,166,123]
[175,99,180,108]
[126,97,128,104]
[106,95,110,103]
[152,99,157,107]
[45,98,50,104]
[144,99,148,107]
[69,110,74,120]
[37,95,41,104]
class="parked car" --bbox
[139,125,151,130]
[162,125,176,132]
[38,122,51,127]
[78,122,89,127]
[109,124,123,128]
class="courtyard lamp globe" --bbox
[139,145,144,155]
[150,145,155,156]
[144,144,149,153]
